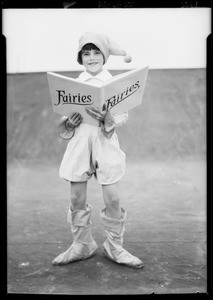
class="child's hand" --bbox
[85,106,106,122]
[101,103,115,132]
[103,110,115,131]
[66,112,83,130]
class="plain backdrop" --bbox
[2,8,211,73]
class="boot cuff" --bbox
[100,207,126,234]
[67,204,93,226]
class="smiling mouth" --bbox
[88,62,98,66]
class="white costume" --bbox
[52,32,143,269]
[59,69,127,185]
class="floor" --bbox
[7,158,206,294]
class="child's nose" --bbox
[89,53,95,60]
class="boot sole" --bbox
[102,245,144,269]
[52,244,98,266]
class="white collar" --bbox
[78,69,112,82]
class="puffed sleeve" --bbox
[112,111,128,127]
[101,111,128,138]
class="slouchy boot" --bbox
[52,204,97,265]
[100,207,144,269]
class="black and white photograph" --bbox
[4,1,211,295]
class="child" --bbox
[52,32,143,269]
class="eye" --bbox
[82,52,89,56]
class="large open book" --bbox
[47,66,149,126]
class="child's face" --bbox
[81,49,104,75]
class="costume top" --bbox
[58,68,128,140]
[58,68,127,184]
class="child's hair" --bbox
[77,43,104,64]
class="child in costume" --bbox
[52,32,143,268]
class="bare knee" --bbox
[103,187,120,209]
[107,194,120,208]
[70,182,87,210]
[102,184,121,219]
[71,192,85,210]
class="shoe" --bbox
[52,204,97,265]
[100,207,144,269]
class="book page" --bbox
[102,66,149,114]
[47,72,102,126]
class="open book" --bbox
[47,66,149,126]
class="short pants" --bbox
[59,123,126,185]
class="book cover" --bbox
[47,66,149,126]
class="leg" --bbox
[102,182,122,219]
[100,182,144,269]
[52,181,97,265]
[70,181,87,211]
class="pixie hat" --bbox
[77,32,132,65]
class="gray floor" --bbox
[7,158,206,294]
